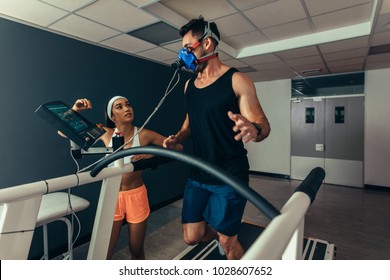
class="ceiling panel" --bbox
[290,62,329,74]
[224,31,268,49]
[374,13,390,32]
[253,60,292,71]
[261,19,313,41]
[217,51,235,61]
[0,0,68,27]
[136,46,177,61]
[126,0,160,8]
[161,40,183,52]
[263,68,296,80]
[75,0,158,32]
[101,33,156,53]
[143,2,188,28]
[277,46,320,60]
[285,55,324,67]
[311,3,372,32]
[318,36,370,53]
[327,57,365,68]
[328,64,364,73]
[161,0,237,20]
[42,0,96,12]
[229,0,278,11]
[221,59,248,68]
[50,14,120,42]
[380,0,390,14]
[323,48,368,61]
[304,0,372,16]
[366,52,390,69]
[0,0,389,83]
[213,13,257,37]
[371,29,390,45]
[244,0,307,29]
[239,54,280,65]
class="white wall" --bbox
[245,79,291,176]
[365,69,390,187]
[247,68,390,188]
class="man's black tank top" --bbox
[185,67,249,185]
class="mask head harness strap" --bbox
[197,52,218,63]
[191,21,219,63]
[187,21,219,50]
[202,21,220,45]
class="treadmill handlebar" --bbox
[294,167,325,204]
[132,156,173,171]
[90,146,281,220]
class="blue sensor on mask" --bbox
[178,48,197,71]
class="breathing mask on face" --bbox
[176,21,220,72]
[177,47,198,71]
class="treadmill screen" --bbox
[35,101,106,150]
[46,104,89,133]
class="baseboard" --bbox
[249,170,290,179]
[364,184,390,192]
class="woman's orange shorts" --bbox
[114,184,150,223]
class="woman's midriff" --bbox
[119,170,144,191]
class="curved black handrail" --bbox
[131,156,173,171]
[90,146,281,220]
[294,167,325,203]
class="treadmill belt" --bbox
[174,222,336,260]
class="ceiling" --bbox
[1,0,390,82]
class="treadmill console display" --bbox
[36,101,106,150]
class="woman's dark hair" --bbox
[179,16,220,45]
[104,101,116,128]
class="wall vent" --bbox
[368,44,390,55]
[127,21,181,46]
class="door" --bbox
[291,95,364,187]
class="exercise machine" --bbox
[0,100,333,260]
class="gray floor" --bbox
[73,174,390,260]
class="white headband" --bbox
[107,95,128,121]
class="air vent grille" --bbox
[127,21,181,46]
[368,44,390,55]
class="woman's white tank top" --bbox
[109,127,140,164]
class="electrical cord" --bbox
[66,148,82,257]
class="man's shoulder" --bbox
[232,70,253,83]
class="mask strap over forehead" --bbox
[107,95,128,121]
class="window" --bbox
[306,107,315,123]
[335,106,345,123]
[292,72,364,98]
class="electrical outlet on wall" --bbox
[316,144,325,151]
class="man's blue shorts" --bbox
[182,178,247,237]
